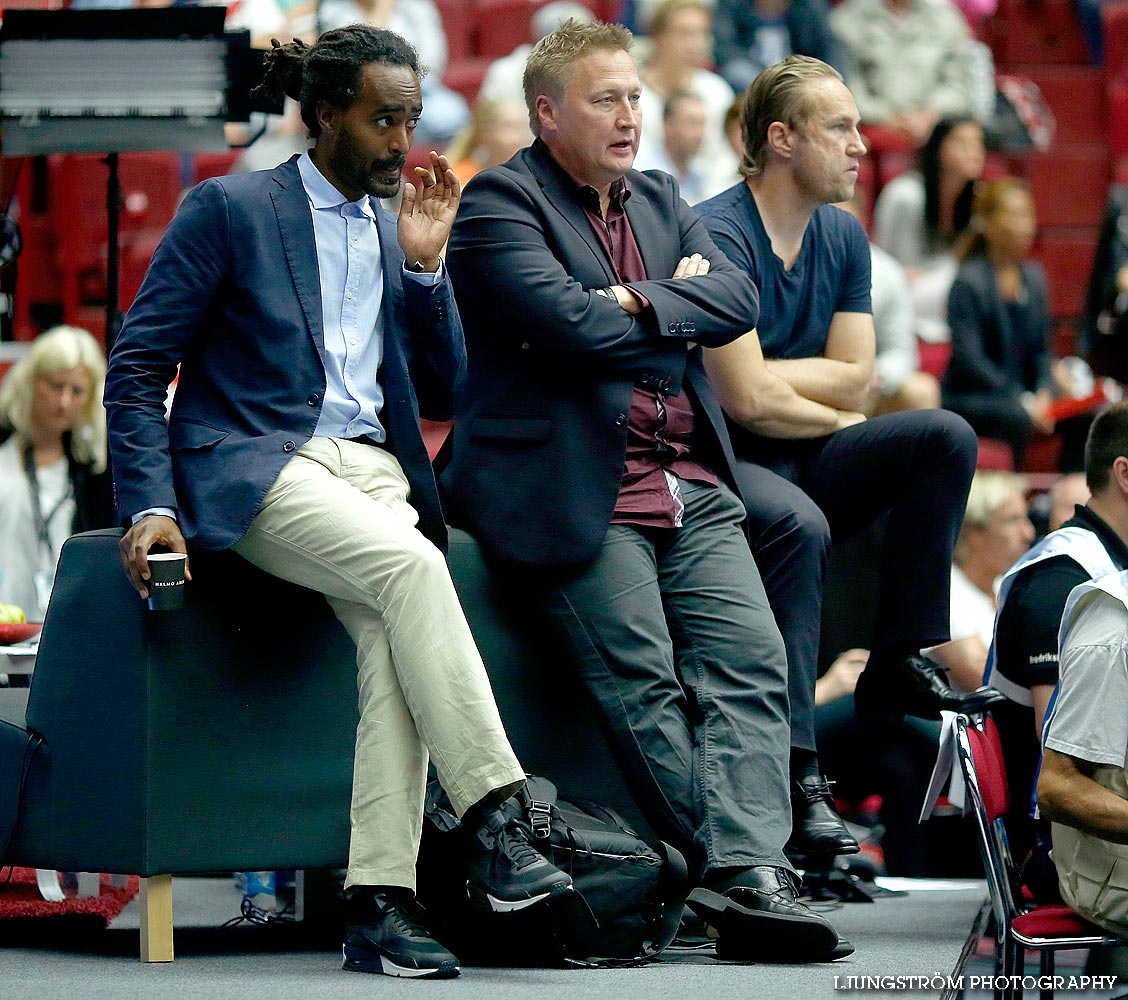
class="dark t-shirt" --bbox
[694,181,872,360]
[992,503,1128,858]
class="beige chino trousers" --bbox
[233,436,525,890]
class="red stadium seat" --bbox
[50,152,181,328]
[1033,230,1099,319]
[435,0,474,63]
[443,58,492,107]
[987,0,1089,65]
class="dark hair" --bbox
[1085,401,1128,492]
[253,25,422,138]
[920,116,980,247]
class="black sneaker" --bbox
[342,888,460,978]
[464,804,573,912]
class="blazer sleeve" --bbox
[447,167,758,379]
[400,269,466,422]
[622,181,761,346]
[103,178,232,521]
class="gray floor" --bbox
[0,876,1006,1000]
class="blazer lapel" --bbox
[527,145,618,285]
[375,208,410,402]
[622,180,669,282]
[270,159,326,360]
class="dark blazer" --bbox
[104,156,464,552]
[441,141,760,567]
[942,253,1053,401]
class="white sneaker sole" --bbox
[468,880,574,913]
[341,944,460,978]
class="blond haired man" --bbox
[697,56,987,858]
[443,21,848,963]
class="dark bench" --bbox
[0,528,642,961]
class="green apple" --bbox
[0,603,27,624]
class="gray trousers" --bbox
[516,480,793,878]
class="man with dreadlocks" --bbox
[104,24,571,979]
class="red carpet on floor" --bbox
[0,868,139,926]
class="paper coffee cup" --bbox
[147,552,187,611]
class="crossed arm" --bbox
[705,309,873,438]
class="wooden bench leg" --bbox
[139,874,174,963]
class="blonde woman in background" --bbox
[930,470,1034,691]
[445,98,530,189]
[0,326,115,621]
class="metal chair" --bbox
[951,713,1118,1000]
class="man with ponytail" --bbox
[104,24,571,980]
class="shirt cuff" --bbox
[132,507,177,525]
[402,259,444,285]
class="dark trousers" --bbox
[511,480,792,878]
[732,409,977,753]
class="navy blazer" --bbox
[104,156,464,552]
[442,142,760,567]
[942,253,1053,402]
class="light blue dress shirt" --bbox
[133,154,441,523]
[297,152,440,443]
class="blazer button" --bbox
[307,393,320,406]
[283,440,296,453]
[667,322,678,334]
[615,413,627,426]
[685,322,696,334]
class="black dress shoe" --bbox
[854,654,1007,721]
[464,803,573,912]
[787,774,861,857]
[342,889,460,978]
[687,866,842,963]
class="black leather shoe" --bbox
[465,804,573,912]
[687,866,842,963]
[787,775,861,857]
[854,654,1007,721]
[342,889,460,978]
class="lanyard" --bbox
[21,443,73,557]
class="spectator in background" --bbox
[634,0,739,201]
[837,193,940,414]
[874,116,986,346]
[478,1,595,114]
[318,0,470,146]
[1049,473,1092,532]
[829,0,976,148]
[1082,185,1128,383]
[930,471,1033,692]
[445,98,529,188]
[0,326,114,623]
[942,177,1074,469]
[713,0,845,94]
[647,91,711,205]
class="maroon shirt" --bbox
[571,176,717,529]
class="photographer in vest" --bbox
[985,401,1128,882]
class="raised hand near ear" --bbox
[398,150,460,272]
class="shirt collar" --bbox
[534,140,631,216]
[297,152,378,221]
[1063,505,1128,568]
